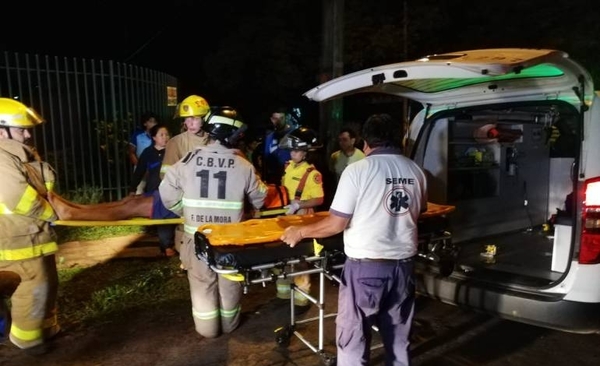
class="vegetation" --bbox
[57,257,188,329]
[54,185,174,329]
[54,185,144,243]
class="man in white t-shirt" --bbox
[329,127,365,183]
[281,113,427,366]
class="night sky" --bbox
[3,0,600,125]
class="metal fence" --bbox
[0,51,178,200]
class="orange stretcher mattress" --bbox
[197,203,455,247]
[194,202,455,269]
[198,211,331,246]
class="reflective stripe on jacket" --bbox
[159,141,267,238]
[0,139,58,261]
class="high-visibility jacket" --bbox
[281,160,324,215]
[0,139,58,262]
[160,131,208,177]
[159,141,268,238]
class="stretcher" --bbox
[193,203,456,366]
[194,203,455,274]
[52,200,455,365]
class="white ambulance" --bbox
[304,49,600,333]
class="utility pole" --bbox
[320,0,344,157]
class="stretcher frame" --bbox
[194,228,454,366]
[194,230,344,365]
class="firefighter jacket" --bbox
[160,131,208,177]
[0,139,58,262]
[159,141,268,238]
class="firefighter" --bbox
[160,94,210,178]
[276,127,325,314]
[0,98,61,354]
[159,107,267,338]
[160,94,211,268]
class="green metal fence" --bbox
[0,51,178,200]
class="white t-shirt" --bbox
[330,148,427,260]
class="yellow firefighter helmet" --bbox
[0,98,45,128]
[174,95,210,118]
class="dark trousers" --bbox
[336,257,415,366]
[157,224,176,252]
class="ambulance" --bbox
[304,48,600,333]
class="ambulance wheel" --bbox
[274,325,292,347]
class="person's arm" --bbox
[128,144,138,166]
[130,148,150,194]
[1,157,57,222]
[128,131,138,165]
[329,152,336,173]
[280,212,349,247]
[158,161,184,216]
[419,165,429,213]
[245,163,268,210]
[160,139,178,180]
[296,197,324,210]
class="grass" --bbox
[54,225,144,243]
[57,257,189,329]
[53,185,187,329]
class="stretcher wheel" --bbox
[317,351,336,366]
[274,325,293,347]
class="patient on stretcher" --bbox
[48,190,177,221]
[48,184,289,222]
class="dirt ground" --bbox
[0,270,358,366]
[0,236,435,366]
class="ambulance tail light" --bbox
[580,177,600,264]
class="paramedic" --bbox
[276,126,325,313]
[280,113,428,366]
[0,98,61,354]
[160,107,267,338]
